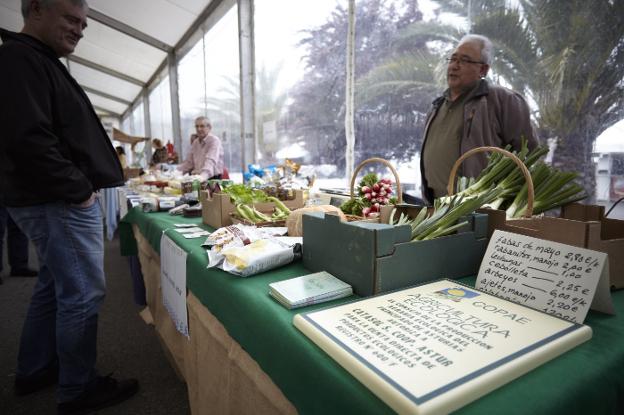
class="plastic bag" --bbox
[204,224,299,277]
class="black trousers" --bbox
[0,205,29,273]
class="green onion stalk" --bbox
[453,140,586,218]
[391,186,503,241]
[453,141,550,210]
[506,163,586,218]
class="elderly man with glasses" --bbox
[177,116,225,180]
[420,34,539,203]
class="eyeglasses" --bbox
[445,56,485,65]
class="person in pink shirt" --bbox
[177,116,224,180]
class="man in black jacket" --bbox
[0,0,138,413]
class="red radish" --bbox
[373,183,380,192]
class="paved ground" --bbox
[0,235,190,415]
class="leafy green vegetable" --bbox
[222,184,268,205]
[359,173,378,189]
[340,198,364,216]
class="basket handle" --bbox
[350,157,403,203]
[446,146,534,218]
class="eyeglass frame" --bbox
[445,55,486,66]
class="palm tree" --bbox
[254,64,289,158]
[473,0,624,196]
[204,64,288,161]
[358,0,624,197]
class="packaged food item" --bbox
[204,225,293,276]
[204,224,258,248]
[158,196,178,210]
[140,195,181,212]
[220,237,302,277]
[141,197,158,212]
[200,180,210,199]
[169,204,189,215]
[181,179,195,200]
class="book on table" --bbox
[293,279,592,415]
[269,271,353,309]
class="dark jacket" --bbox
[151,147,168,166]
[0,29,124,206]
[420,79,539,204]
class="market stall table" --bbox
[119,208,624,415]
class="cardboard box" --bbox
[201,189,305,229]
[302,207,489,297]
[123,167,142,180]
[480,203,624,289]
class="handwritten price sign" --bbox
[476,230,613,323]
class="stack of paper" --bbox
[269,271,353,309]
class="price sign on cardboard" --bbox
[476,230,615,323]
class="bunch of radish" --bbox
[360,178,393,217]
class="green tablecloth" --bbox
[120,208,624,415]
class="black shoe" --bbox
[57,375,139,415]
[10,268,38,277]
[15,365,59,396]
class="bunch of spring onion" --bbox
[390,186,503,241]
[453,141,586,218]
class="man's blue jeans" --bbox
[8,201,105,402]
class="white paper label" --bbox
[160,235,189,337]
[476,230,614,323]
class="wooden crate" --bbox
[201,190,305,229]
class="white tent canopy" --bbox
[0,0,215,117]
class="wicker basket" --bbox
[345,157,403,221]
[229,213,286,228]
[446,146,534,218]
